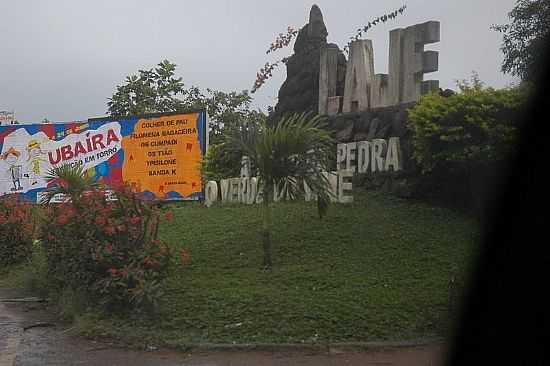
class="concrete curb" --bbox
[166,338,446,354]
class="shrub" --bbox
[201,111,265,183]
[407,77,530,173]
[407,76,531,213]
[41,184,187,312]
[201,142,246,183]
[0,195,35,266]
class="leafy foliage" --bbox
[252,27,298,93]
[107,60,266,145]
[200,143,243,183]
[41,185,183,312]
[107,60,187,117]
[0,196,35,266]
[233,113,334,211]
[492,0,550,81]
[201,108,267,182]
[39,165,185,312]
[40,164,98,204]
[343,4,407,53]
[185,88,266,145]
[407,75,530,173]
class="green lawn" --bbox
[1,190,478,345]
[91,190,477,346]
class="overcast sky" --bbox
[0,0,519,123]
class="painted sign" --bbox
[0,111,207,202]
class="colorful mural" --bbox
[0,111,207,202]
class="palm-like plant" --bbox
[40,164,98,205]
[231,113,335,269]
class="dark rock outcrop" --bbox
[270,5,346,124]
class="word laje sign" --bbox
[203,137,403,206]
[0,111,208,203]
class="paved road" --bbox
[0,289,446,366]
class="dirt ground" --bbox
[0,289,447,366]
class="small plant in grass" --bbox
[40,165,187,313]
[0,195,35,267]
[230,113,334,269]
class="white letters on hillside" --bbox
[357,141,371,173]
[204,181,218,207]
[206,171,348,205]
[338,137,402,174]
[205,138,400,206]
[338,170,354,204]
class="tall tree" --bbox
[231,113,334,269]
[107,60,265,145]
[492,0,550,81]
[107,60,186,117]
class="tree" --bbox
[492,0,550,81]
[230,113,334,269]
[107,60,265,145]
[107,60,186,117]
[183,86,266,145]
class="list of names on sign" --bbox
[122,114,202,198]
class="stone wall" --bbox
[325,102,421,198]
[327,103,414,165]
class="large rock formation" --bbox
[270,5,346,123]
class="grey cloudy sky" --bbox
[0,0,518,123]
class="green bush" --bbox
[0,195,35,266]
[201,142,245,183]
[407,77,530,173]
[201,109,265,183]
[41,185,187,313]
[406,77,531,214]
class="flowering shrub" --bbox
[0,195,35,266]
[41,184,187,312]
